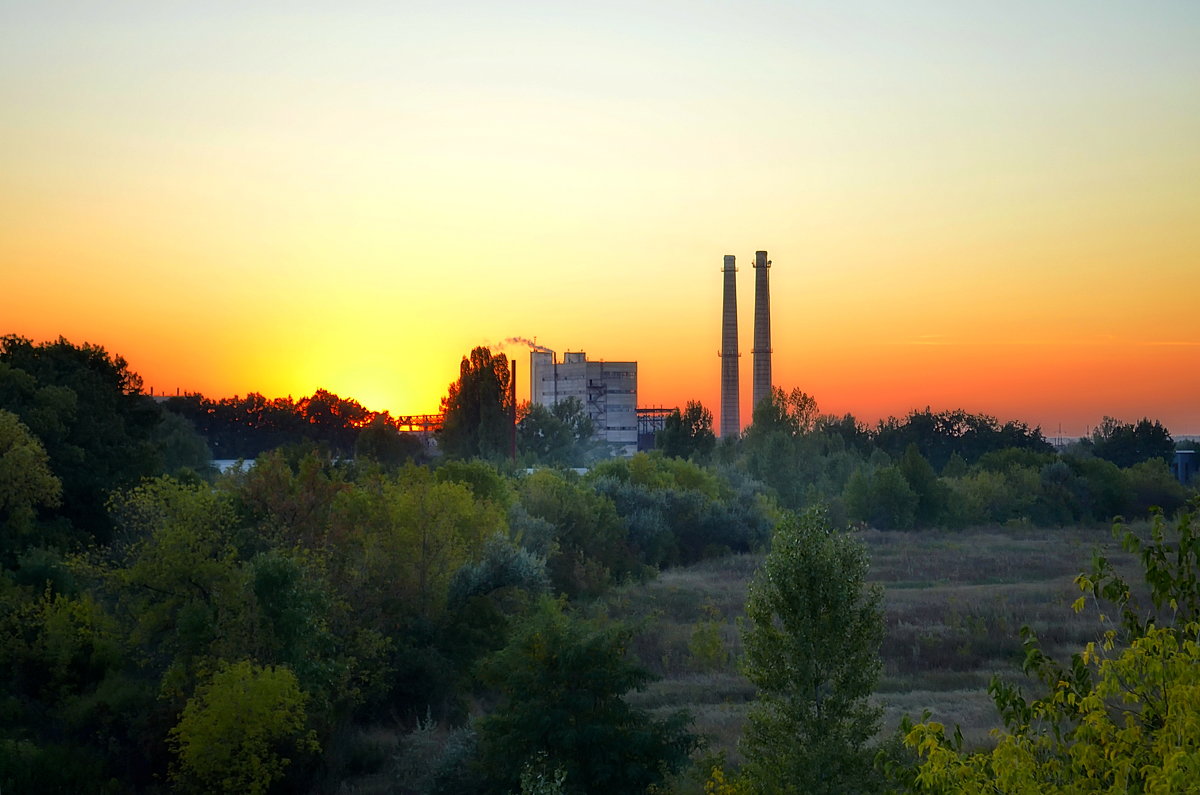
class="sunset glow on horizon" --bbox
[3,1,1198,437]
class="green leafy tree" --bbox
[168,660,318,795]
[843,465,918,530]
[517,469,634,597]
[439,347,513,460]
[898,444,946,527]
[1123,458,1189,516]
[0,410,63,561]
[0,336,164,544]
[517,397,596,467]
[152,410,213,475]
[476,597,697,794]
[875,408,1051,471]
[747,387,819,438]
[517,403,576,465]
[103,476,249,701]
[435,458,515,507]
[657,401,717,461]
[740,388,839,511]
[906,501,1200,792]
[234,448,348,551]
[332,467,502,623]
[739,509,885,794]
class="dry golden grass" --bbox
[602,524,1143,759]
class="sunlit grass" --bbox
[601,525,1142,759]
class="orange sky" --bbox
[2,2,1198,437]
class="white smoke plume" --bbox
[491,336,552,354]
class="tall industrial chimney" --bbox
[719,254,740,437]
[752,250,772,412]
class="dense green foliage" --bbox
[516,396,598,467]
[722,387,1193,530]
[476,597,698,794]
[3,338,1196,793]
[0,335,219,556]
[0,335,174,545]
[739,509,885,794]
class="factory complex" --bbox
[532,249,773,457]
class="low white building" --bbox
[530,350,637,456]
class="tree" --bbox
[0,336,164,544]
[1090,415,1175,469]
[168,660,318,795]
[898,444,946,527]
[0,410,62,561]
[906,501,1200,792]
[475,597,697,794]
[739,509,885,793]
[875,408,1051,471]
[103,476,247,700]
[355,415,423,468]
[656,401,716,461]
[517,397,596,467]
[439,347,513,460]
[152,411,213,475]
[517,469,633,597]
[747,387,819,438]
[843,465,918,530]
[332,467,502,623]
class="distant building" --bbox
[637,407,674,452]
[1173,449,1197,486]
[530,350,637,456]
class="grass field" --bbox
[601,523,1146,763]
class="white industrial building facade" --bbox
[530,350,638,456]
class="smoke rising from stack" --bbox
[719,255,740,437]
[492,336,552,354]
[752,250,772,412]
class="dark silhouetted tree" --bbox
[476,597,697,794]
[899,443,946,527]
[1089,416,1174,469]
[439,347,513,460]
[656,401,716,461]
[0,335,163,545]
[355,416,423,468]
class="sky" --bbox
[2,1,1198,437]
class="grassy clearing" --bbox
[602,524,1143,761]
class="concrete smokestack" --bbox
[719,254,740,437]
[752,250,772,412]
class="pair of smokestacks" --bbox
[719,251,771,437]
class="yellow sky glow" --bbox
[2,2,1198,437]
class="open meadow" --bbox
[602,523,1147,763]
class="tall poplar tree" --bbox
[439,347,512,460]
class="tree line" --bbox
[659,387,1191,531]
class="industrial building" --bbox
[530,350,638,456]
[1174,449,1197,486]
